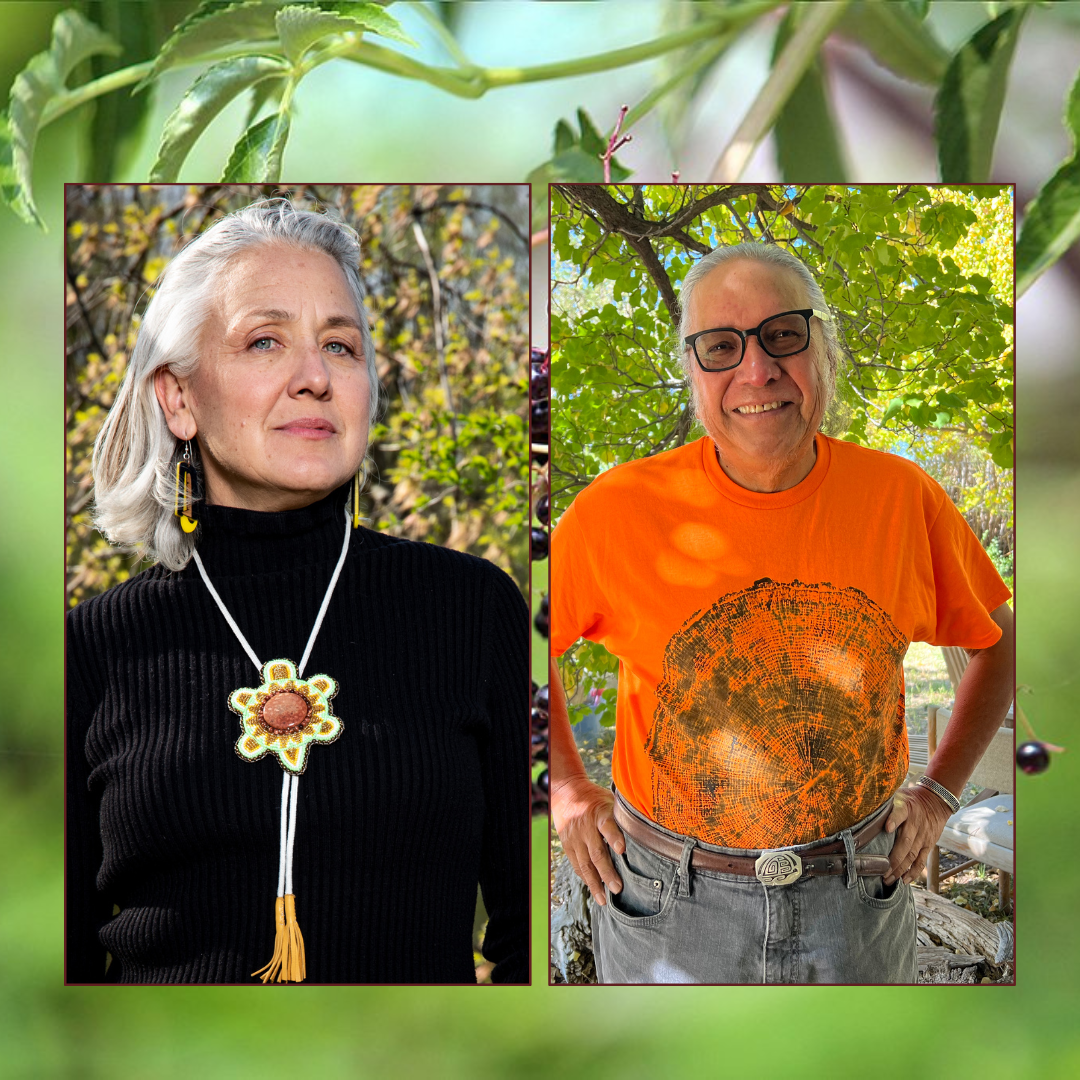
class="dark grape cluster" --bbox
[530,347,549,468]
[534,593,549,639]
[530,348,550,446]
[531,527,549,561]
[531,681,549,815]
[530,347,551,815]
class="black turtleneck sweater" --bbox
[66,489,530,984]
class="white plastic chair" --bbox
[925,705,1014,911]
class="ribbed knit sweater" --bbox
[66,488,530,984]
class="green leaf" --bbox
[989,430,1013,470]
[277,3,415,61]
[1,10,120,227]
[150,55,288,181]
[526,109,631,189]
[146,2,281,84]
[278,6,359,62]
[839,1,949,86]
[575,108,607,157]
[881,397,904,423]
[320,2,416,47]
[221,109,291,181]
[243,71,287,128]
[934,9,1026,183]
[874,238,893,265]
[1017,156,1080,297]
[275,6,353,61]
[0,117,15,187]
[553,118,575,154]
[772,7,847,182]
[1017,69,1080,297]
[147,1,415,85]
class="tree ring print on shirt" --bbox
[645,579,910,848]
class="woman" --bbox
[66,198,530,984]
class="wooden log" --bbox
[912,886,1014,965]
[550,856,597,984]
[918,945,982,984]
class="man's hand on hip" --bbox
[883,783,953,886]
[550,777,626,905]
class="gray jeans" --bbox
[592,791,917,984]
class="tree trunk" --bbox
[550,857,596,984]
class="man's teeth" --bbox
[736,401,786,414]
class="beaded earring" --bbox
[352,465,362,529]
[175,440,198,533]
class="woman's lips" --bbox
[278,419,336,439]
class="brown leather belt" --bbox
[613,798,893,882]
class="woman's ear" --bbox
[154,367,196,440]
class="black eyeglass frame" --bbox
[684,308,831,372]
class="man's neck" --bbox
[713,438,818,493]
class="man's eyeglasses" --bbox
[684,309,831,372]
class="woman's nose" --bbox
[290,341,332,397]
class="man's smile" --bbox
[733,400,793,415]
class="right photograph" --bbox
[547,183,1015,986]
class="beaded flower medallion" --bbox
[229,658,342,774]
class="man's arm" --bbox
[884,602,1015,885]
[548,656,626,905]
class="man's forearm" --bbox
[924,603,1014,799]
[548,656,589,792]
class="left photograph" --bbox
[65,184,532,985]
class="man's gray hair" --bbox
[91,198,379,571]
[677,242,841,418]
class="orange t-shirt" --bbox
[551,434,1011,849]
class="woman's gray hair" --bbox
[677,242,842,418]
[91,197,379,571]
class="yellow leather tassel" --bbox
[252,896,287,984]
[283,894,306,983]
[252,895,307,983]
[352,469,361,529]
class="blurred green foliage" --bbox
[65,183,530,607]
[0,4,1076,1075]
[5,2,1080,306]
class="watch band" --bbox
[917,774,960,815]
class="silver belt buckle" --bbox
[754,849,803,886]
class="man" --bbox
[549,243,1014,984]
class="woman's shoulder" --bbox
[66,562,179,633]
[354,528,525,603]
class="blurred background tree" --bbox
[65,183,529,607]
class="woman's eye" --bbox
[251,337,274,351]
[325,341,353,355]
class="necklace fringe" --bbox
[194,506,353,985]
[252,894,306,984]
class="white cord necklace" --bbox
[192,504,353,983]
